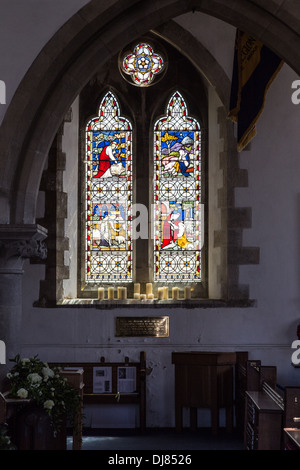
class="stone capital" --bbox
[0,224,47,273]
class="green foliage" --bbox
[0,424,15,450]
[7,354,81,433]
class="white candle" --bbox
[108,287,114,300]
[163,286,169,299]
[97,287,105,300]
[157,287,164,300]
[146,283,153,295]
[118,287,127,299]
[134,283,140,294]
[147,293,154,299]
[184,286,191,299]
[172,287,179,299]
[140,294,146,300]
[134,293,140,300]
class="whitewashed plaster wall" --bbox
[0,0,90,125]
[1,6,300,427]
[236,63,300,364]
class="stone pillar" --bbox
[0,224,47,380]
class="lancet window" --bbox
[85,92,133,283]
[153,91,202,282]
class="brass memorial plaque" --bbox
[116,316,169,337]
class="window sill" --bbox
[34,298,257,309]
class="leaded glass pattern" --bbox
[85,92,132,282]
[154,92,202,282]
[121,43,164,86]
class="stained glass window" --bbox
[85,92,132,282]
[121,43,165,86]
[153,92,202,282]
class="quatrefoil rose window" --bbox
[121,43,165,86]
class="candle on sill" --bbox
[97,287,105,300]
[157,287,164,300]
[118,287,127,300]
[172,287,179,299]
[140,294,147,300]
[146,283,153,296]
[147,293,154,300]
[184,286,191,299]
[117,287,122,299]
[134,293,140,300]
[108,287,114,300]
[134,283,140,295]
[163,286,169,300]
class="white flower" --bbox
[42,367,54,379]
[17,388,28,399]
[21,358,30,364]
[6,372,12,379]
[44,400,55,410]
[27,373,42,384]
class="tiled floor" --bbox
[67,428,244,451]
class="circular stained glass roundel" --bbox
[121,42,165,87]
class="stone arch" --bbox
[0,0,299,225]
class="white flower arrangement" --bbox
[7,354,81,433]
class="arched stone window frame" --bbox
[31,26,259,308]
[75,35,209,301]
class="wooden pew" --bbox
[50,351,146,432]
[235,358,280,433]
[234,353,254,432]
[0,390,68,450]
[243,361,284,450]
[283,386,300,450]
[245,361,277,391]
